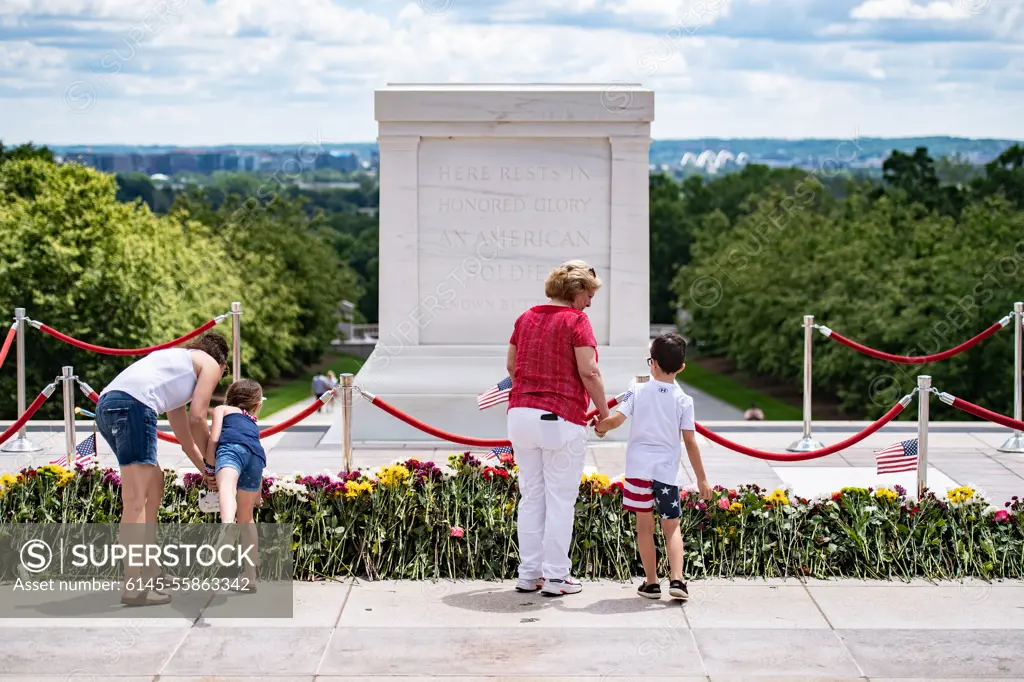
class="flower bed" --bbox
[2,455,1023,582]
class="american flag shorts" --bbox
[623,478,682,519]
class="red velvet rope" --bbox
[949,397,1024,432]
[694,401,907,461]
[36,318,219,356]
[0,389,53,447]
[85,388,329,444]
[370,396,512,448]
[590,388,907,462]
[258,398,326,439]
[0,325,15,372]
[826,321,1004,364]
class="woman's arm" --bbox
[188,354,223,457]
[574,346,609,421]
[506,344,516,378]
[167,406,202,471]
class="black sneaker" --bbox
[669,580,689,600]
[637,582,661,599]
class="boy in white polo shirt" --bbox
[594,332,712,600]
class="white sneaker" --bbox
[515,577,544,593]
[541,576,582,596]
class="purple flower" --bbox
[894,484,907,497]
[182,473,203,491]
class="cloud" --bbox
[0,0,1021,144]
[850,0,969,20]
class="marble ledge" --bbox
[375,86,654,124]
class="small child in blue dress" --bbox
[205,378,265,591]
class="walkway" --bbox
[2,577,1024,679]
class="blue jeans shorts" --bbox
[95,390,159,467]
[215,443,265,492]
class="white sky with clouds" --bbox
[0,0,1022,145]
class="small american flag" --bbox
[616,390,633,406]
[485,445,513,461]
[875,438,918,474]
[51,433,97,468]
[478,376,512,410]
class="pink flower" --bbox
[450,526,464,538]
[994,509,1011,523]
[718,498,730,510]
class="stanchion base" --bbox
[786,436,826,453]
[0,436,45,453]
[997,433,1024,454]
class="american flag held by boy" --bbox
[875,438,918,474]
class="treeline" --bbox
[115,170,380,323]
[664,146,1024,420]
[0,151,361,419]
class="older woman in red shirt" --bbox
[506,260,609,596]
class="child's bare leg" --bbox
[216,468,240,523]
[237,491,261,586]
[660,517,684,581]
[636,511,659,585]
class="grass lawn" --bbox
[260,355,364,418]
[677,361,803,420]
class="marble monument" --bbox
[345,83,654,442]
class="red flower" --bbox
[450,526,464,538]
[831,492,842,502]
[727,489,738,500]
[994,509,1011,523]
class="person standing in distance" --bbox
[95,332,229,606]
[506,260,609,597]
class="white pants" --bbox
[508,407,587,580]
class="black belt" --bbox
[540,412,559,421]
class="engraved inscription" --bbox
[418,138,611,345]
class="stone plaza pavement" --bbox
[2,577,1024,680]
[5,402,1024,679]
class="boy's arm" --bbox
[682,429,712,500]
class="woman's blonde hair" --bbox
[544,260,602,302]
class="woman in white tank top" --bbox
[95,332,229,606]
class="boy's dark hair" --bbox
[186,332,229,366]
[650,332,687,374]
[225,378,263,413]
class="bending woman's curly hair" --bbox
[544,260,602,302]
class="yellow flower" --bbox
[729,501,743,513]
[37,464,67,478]
[840,486,869,496]
[581,472,611,493]
[948,486,975,504]
[766,489,789,506]
[873,488,898,502]
[504,502,515,514]
[376,464,411,489]
[0,472,18,489]
[344,480,375,499]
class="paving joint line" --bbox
[313,576,356,676]
[801,581,869,680]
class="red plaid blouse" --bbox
[508,305,598,425]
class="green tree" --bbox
[0,158,240,420]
